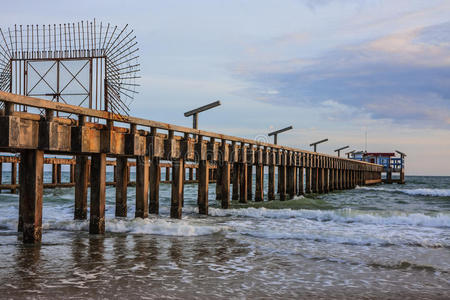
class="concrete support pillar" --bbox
[255,163,264,202]
[89,153,106,234]
[149,158,161,214]
[11,162,17,193]
[74,155,89,220]
[115,157,128,217]
[221,162,231,208]
[56,164,62,184]
[70,163,75,184]
[287,166,295,199]
[268,165,275,200]
[311,167,318,193]
[279,165,287,201]
[324,168,329,193]
[305,167,311,194]
[318,168,324,194]
[232,163,240,200]
[197,160,209,215]
[189,167,193,181]
[135,155,149,219]
[170,158,184,219]
[297,167,304,196]
[247,164,253,200]
[216,164,222,200]
[165,167,170,182]
[239,163,248,203]
[19,150,44,243]
[51,163,57,184]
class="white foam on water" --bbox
[41,217,226,237]
[209,207,450,228]
[357,186,450,197]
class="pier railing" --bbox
[0,91,383,243]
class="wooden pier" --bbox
[0,91,383,243]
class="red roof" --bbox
[364,153,395,157]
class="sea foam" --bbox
[209,207,450,228]
[357,186,450,197]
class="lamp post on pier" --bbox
[334,145,349,157]
[184,100,221,130]
[268,126,293,145]
[310,138,328,152]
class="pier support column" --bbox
[216,164,222,200]
[318,167,324,194]
[115,157,128,217]
[149,158,161,214]
[198,160,209,215]
[51,163,57,185]
[135,156,149,219]
[298,167,304,196]
[19,150,44,243]
[305,167,311,194]
[287,166,295,199]
[255,163,264,202]
[0,162,2,192]
[239,163,248,203]
[329,168,335,192]
[311,167,318,193]
[279,165,287,201]
[324,168,329,193]
[232,163,240,200]
[56,164,62,184]
[11,162,17,193]
[164,167,169,182]
[74,155,89,220]
[69,163,75,184]
[89,153,106,234]
[221,162,231,208]
[247,164,253,200]
[400,169,405,184]
[189,167,193,181]
[268,165,275,200]
[170,158,184,219]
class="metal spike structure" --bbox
[0,20,140,116]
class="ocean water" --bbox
[0,173,449,299]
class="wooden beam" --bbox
[89,153,106,234]
[197,160,209,215]
[239,163,248,203]
[149,157,161,215]
[19,149,44,243]
[115,157,128,217]
[135,155,149,218]
[268,165,275,200]
[221,162,231,208]
[232,162,240,200]
[170,158,184,219]
[74,155,89,220]
[255,163,264,202]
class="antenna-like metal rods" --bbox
[310,138,328,152]
[268,126,293,145]
[334,145,349,157]
[184,100,221,130]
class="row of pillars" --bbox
[16,149,379,243]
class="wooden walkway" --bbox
[0,91,383,243]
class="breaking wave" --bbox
[209,207,450,228]
[357,186,450,197]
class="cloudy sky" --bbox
[1,0,450,175]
